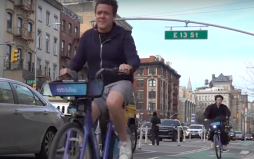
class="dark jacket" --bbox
[204,103,231,120]
[68,23,140,86]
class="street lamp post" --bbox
[34,23,61,87]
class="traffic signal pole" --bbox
[113,17,254,36]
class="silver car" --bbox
[0,78,65,158]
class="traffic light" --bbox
[33,83,37,89]
[10,48,19,63]
[237,113,241,119]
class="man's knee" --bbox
[106,91,124,110]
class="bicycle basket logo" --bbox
[57,87,77,93]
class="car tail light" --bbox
[60,114,65,121]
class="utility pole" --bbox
[113,17,254,36]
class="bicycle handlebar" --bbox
[59,67,128,81]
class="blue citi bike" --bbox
[209,117,230,159]
[41,68,133,159]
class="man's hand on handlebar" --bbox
[60,68,70,76]
[119,64,132,74]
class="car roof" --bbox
[190,124,203,126]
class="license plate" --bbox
[160,130,168,132]
[192,133,197,135]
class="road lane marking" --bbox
[240,150,250,155]
[168,147,210,156]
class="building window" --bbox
[53,38,57,55]
[45,61,49,76]
[17,48,22,61]
[17,17,22,34]
[137,80,143,87]
[137,91,143,99]
[68,23,72,34]
[37,30,41,48]
[62,20,65,32]
[6,44,11,64]
[149,68,156,75]
[149,102,156,111]
[46,34,50,52]
[37,7,42,21]
[61,41,65,55]
[74,47,77,56]
[149,79,156,87]
[28,0,32,8]
[74,27,78,36]
[7,12,12,31]
[28,22,32,38]
[46,11,50,26]
[137,103,143,110]
[68,44,71,56]
[53,64,57,80]
[148,90,156,98]
[137,68,143,75]
[54,16,58,29]
[27,52,32,71]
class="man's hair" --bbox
[215,95,224,100]
[95,0,118,16]
[153,111,157,117]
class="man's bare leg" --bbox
[106,91,127,141]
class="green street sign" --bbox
[165,30,208,40]
[245,114,254,117]
[26,78,39,84]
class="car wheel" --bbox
[35,128,56,159]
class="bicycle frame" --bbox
[63,99,114,159]
[213,131,222,148]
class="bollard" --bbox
[144,126,148,144]
[138,125,143,149]
[177,126,180,146]
[203,129,206,143]
[183,130,186,143]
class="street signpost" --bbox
[245,114,254,117]
[165,30,208,40]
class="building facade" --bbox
[35,0,61,87]
[178,98,196,125]
[59,6,83,78]
[133,55,181,121]
[2,0,36,83]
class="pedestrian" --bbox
[150,111,161,146]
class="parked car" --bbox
[235,131,244,140]
[158,119,183,142]
[245,134,253,140]
[187,124,205,138]
[0,78,65,159]
[229,129,236,141]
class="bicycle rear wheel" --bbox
[48,122,93,159]
[214,135,221,159]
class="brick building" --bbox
[59,6,85,79]
[134,55,181,121]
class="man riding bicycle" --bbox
[59,0,140,159]
[204,95,231,151]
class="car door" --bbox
[0,81,21,151]
[12,83,50,150]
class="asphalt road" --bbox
[0,139,254,159]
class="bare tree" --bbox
[241,61,254,97]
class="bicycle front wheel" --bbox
[214,134,221,159]
[48,122,93,159]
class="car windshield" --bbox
[183,126,188,130]
[189,125,203,129]
[235,131,242,134]
[246,134,252,137]
[142,122,151,128]
[160,120,179,126]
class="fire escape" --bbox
[13,0,35,72]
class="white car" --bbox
[0,78,65,158]
[187,124,205,138]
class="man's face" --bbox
[95,4,114,30]
[215,97,223,105]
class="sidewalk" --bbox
[242,153,254,159]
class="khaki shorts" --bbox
[93,80,133,116]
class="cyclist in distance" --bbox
[204,95,231,151]
[60,0,140,158]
